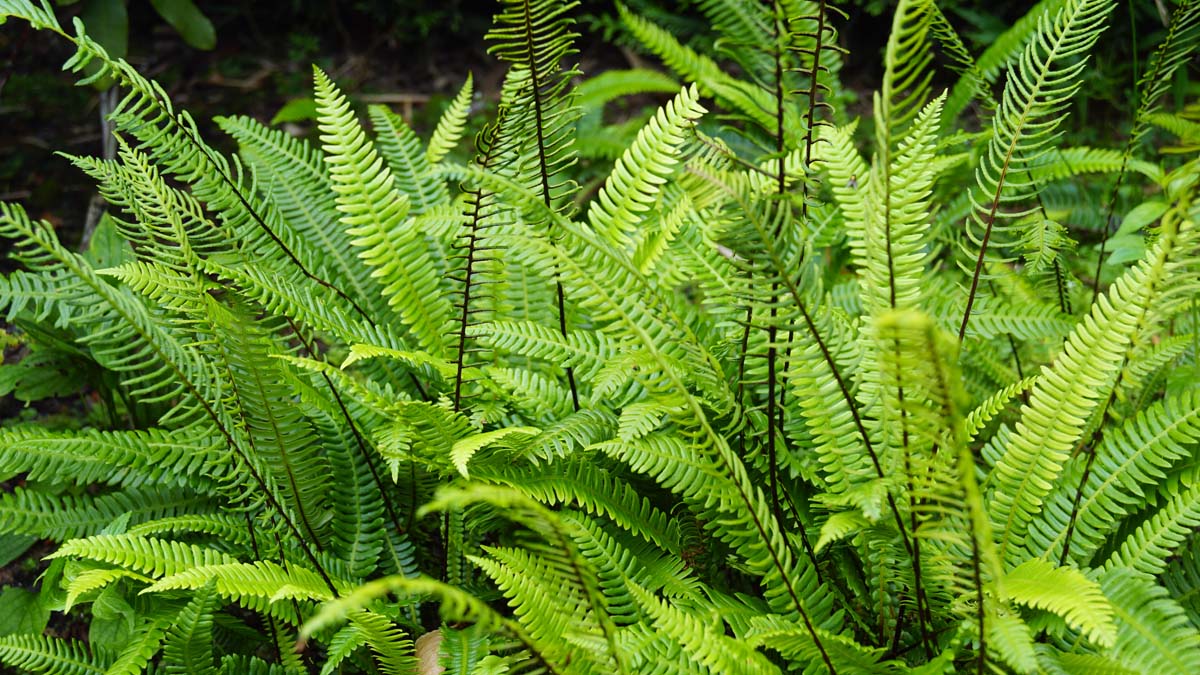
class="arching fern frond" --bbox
[314,66,452,357]
[427,74,474,166]
[959,0,1116,339]
[0,635,103,675]
[988,193,1197,565]
[586,85,704,250]
[1026,389,1200,566]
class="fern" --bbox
[2,0,1200,673]
[314,67,452,356]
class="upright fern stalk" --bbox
[486,0,583,409]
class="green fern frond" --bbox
[575,68,680,114]
[963,376,1036,442]
[1100,568,1200,673]
[862,92,944,313]
[486,0,581,217]
[0,202,208,416]
[1001,559,1116,647]
[877,0,935,144]
[986,608,1038,674]
[0,426,216,490]
[628,583,779,675]
[475,459,682,553]
[1103,469,1200,576]
[425,484,627,673]
[988,197,1196,565]
[323,421,389,581]
[345,611,418,675]
[144,559,337,605]
[616,3,723,95]
[368,104,449,213]
[216,114,393,323]
[561,512,701,626]
[959,0,1116,338]
[202,297,331,548]
[162,581,219,675]
[586,85,704,249]
[943,0,1069,121]
[314,66,453,356]
[317,624,369,675]
[427,74,474,165]
[0,486,209,541]
[1027,390,1200,565]
[1128,0,1200,148]
[1026,147,1164,185]
[217,655,288,675]
[744,614,907,674]
[0,0,63,33]
[1163,536,1200,629]
[1035,648,1140,675]
[472,320,617,382]
[104,621,168,675]
[63,568,154,610]
[450,427,540,478]
[304,575,506,638]
[48,534,236,578]
[0,635,103,675]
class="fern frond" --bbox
[988,198,1197,565]
[586,85,705,249]
[0,202,207,417]
[162,581,219,675]
[1103,469,1200,576]
[427,74,474,165]
[49,533,236,577]
[0,426,217,490]
[145,559,337,605]
[486,0,581,216]
[1001,559,1116,647]
[943,0,1069,121]
[959,0,1116,338]
[203,297,331,548]
[450,427,540,478]
[476,459,682,553]
[0,635,103,675]
[862,92,944,313]
[0,486,209,541]
[628,583,779,675]
[1163,535,1200,628]
[368,104,449,213]
[1027,390,1200,565]
[339,611,416,675]
[425,484,628,674]
[317,624,369,675]
[216,114,394,324]
[1100,568,1200,673]
[314,66,452,356]
[63,568,153,610]
[104,621,168,675]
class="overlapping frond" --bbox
[1027,390,1200,565]
[987,195,1197,565]
[314,66,452,356]
[959,0,1116,338]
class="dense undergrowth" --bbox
[1,0,1200,673]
